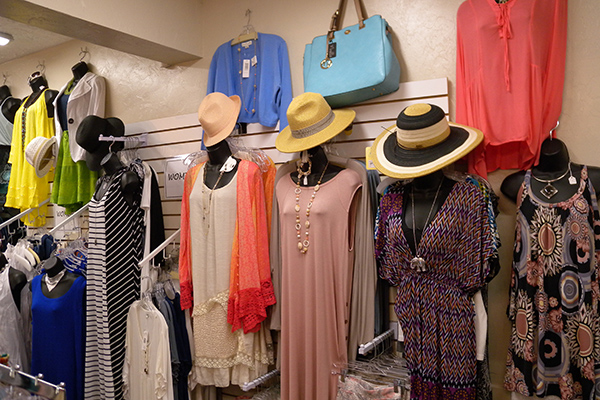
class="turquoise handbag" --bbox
[303,0,401,108]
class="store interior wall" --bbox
[1,1,599,398]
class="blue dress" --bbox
[31,273,86,400]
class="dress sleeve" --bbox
[276,38,293,130]
[374,189,403,287]
[178,165,201,310]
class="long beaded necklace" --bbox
[409,179,443,272]
[295,162,329,254]
[237,40,257,114]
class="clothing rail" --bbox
[49,203,89,235]
[138,228,180,267]
[98,133,148,147]
[358,329,394,355]
[0,198,50,230]
[0,363,66,400]
[241,369,280,391]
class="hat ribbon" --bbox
[291,111,335,139]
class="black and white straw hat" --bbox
[370,103,483,179]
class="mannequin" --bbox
[95,152,141,207]
[204,139,239,188]
[403,170,455,253]
[291,145,343,186]
[23,73,59,117]
[0,254,26,311]
[40,256,79,299]
[71,61,89,86]
[501,138,600,203]
[0,85,20,123]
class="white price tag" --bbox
[242,59,250,78]
[251,55,257,66]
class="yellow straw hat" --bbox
[276,92,355,153]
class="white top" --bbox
[0,267,28,371]
[124,300,174,400]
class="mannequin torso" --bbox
[402,170,455,254]
[0,254,26,310]
[41,256,79,299]
[290,145,343,186]
[501,138,600,203]
[71,61,89,87]
[94,152,141,207]
[23,76,59,117]
[0,85,21,123]
[204,140,240,188]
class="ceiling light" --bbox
[0,33,13,46]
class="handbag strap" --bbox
[321,0,368,69]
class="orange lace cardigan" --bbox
[179,159,276,334]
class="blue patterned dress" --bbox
[375,177,495,400]
[505,166,600,399]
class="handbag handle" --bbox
[321,0,368,69]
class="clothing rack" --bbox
[98,133,148,147]
[358,328,394,355]
[0,198,50,230]
[241,369,280,391]
[49,203,89,235]
[138,228,180,267]
[0,363,66,400]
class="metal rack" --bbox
[241,369,280,391]
[0,363,66,399]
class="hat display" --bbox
[370,103,483,179]
[198,92,241,147]
[276,92,355,153]
[75,115,125,171]
[25,136,57,178]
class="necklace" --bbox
[295,162,329,254]
[237,40,257,114]
[201,164,226,230]
[44,269,66,292]
[409,179,443,272]
[531,163,572,200]
[296,159,312,186]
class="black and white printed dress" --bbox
[85,164,144,400]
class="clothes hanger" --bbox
[231,9,258,45]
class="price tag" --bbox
[242,59,250,78]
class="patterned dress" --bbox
[505,167,600,399]
[375,178,495,400]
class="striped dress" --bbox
[375,178,495,400]
[85,165,144,400]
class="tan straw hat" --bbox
[370,103,483,179]
[276,92,355,153]
[198,92,241,147]
[25,136,57,178]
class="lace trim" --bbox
[228,280,276,333]
[194,347,273,370]
[193,290,229,317]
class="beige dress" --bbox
[189,164,272,388]
[277,168,361,400]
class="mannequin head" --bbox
[0,85,11,102]
[71,61,89,81]
[28,71,48,93]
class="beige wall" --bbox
[1,1,599,399]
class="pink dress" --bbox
[277,169,361,400]
[456,0,567,177]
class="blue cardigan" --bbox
[207,33,293,129]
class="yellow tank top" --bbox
[5,89,54,227]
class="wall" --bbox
[1,1,600,399]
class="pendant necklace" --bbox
[295,162,329,254]
[531,163,574,200]
[409,179,443,272]
[45,269,66,292]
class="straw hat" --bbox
[370,103,483,179]
[198,92,241,147]
[276,92,355,153]
[75,115,125,171]
[25,136,57,178]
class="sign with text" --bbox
[53,205,80,239]
[164,156,189,199]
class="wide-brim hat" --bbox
[370,103,483,179]
[75,115,125,171]
[25,136,58,178]
[276,92,355,153]
[198,92,241,147]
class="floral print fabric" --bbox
[505,166,600,399]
